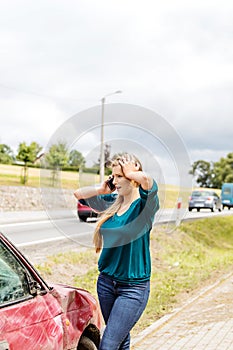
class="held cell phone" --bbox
[106,176,116,191]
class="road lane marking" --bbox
[0,217,78,228]
[16,231,94,247]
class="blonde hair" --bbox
[93,152,142,253]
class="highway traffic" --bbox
[0,208,232,248]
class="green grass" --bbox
[0,170,40,187]
[0,164,98,189]
[36,216,233,335]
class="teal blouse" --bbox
[86,180,159,283]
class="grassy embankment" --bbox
[0,164,79,188]
[0,164,190,208]
[36,216,233,335]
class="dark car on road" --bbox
[77,199,99,222]
[188,190,222,212]
[0,232,101,350]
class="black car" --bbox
[188,190,222,212]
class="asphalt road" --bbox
[0,208,232,248]
[0,212,94,248]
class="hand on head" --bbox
[118,155,141,178]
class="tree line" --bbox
[189,152,233,189]
[1,142,232,188]
[0,141,111,185]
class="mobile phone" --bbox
[106,177,116,191]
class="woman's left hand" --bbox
[119,155,153,190]
[119,156,140,178]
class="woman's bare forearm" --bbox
[74,186,101,200]
[74,181,111,200]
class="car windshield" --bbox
[192,191,213,197]
[0,241,31,304]
[223,187,231,195]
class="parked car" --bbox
[77,199,99,222]
[221,183,233,210]
[188,190,222,212]
[0,232,101,350]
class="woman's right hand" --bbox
[99,177,114,194]
[74,177,114,200]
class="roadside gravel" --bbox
[0,185,76,211]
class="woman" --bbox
[74,153,159,350]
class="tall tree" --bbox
[0,144,14,164]
[96,143,112,172]
[104,144,111,168]
[212,152,233,188]
[16,141,42,184]
[45,142,69,186]
[69,150,85,169]
[189,160,213,188]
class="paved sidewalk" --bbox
[132,272,233,349]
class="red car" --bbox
[77,200,99,222]
[0,232,102,350]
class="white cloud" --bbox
[0,94,65,151]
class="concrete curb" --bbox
[132,271,233,347]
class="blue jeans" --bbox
[97,273,150,350]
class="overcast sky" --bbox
[1,0,233,169]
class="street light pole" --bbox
[100,90,122,183]
[100,96,105,183]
